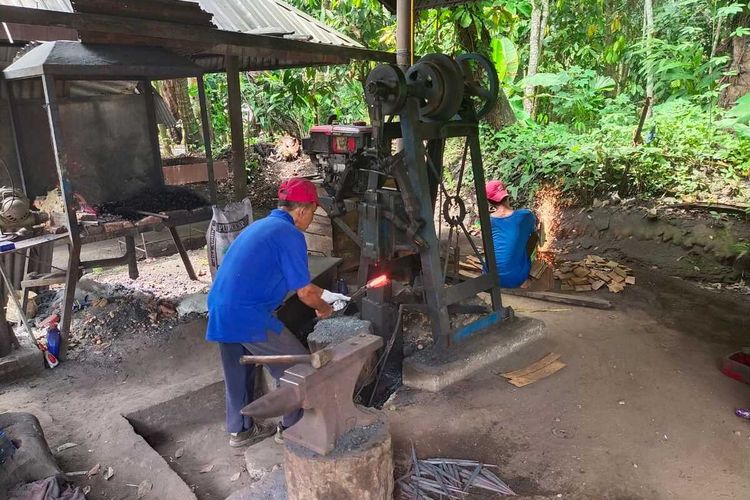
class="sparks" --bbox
[534,185,563,254]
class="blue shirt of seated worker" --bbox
[206,209,310,343]
[491,209,536,288]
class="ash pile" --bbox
[26,280,180,366]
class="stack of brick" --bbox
[554,255,635,293]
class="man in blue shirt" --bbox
[485,180,538,288]
[206,178,333,447]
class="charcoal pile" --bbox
[555,255,635,293]
[96,186,208,220]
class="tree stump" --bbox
[284,411,393,500]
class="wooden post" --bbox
[42,74,80,358]
[168,226,197,280]
[142,81,165,186]
[196,75,217,204]
[125,236,139,280]
[226,55,247,201]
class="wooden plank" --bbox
[508,360,567,387]
[21,276,67,289]
[501,288,613,310]
[501,353,561,380]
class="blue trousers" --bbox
[218,328,308,434]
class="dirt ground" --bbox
[1,203,749,499]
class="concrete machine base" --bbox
[403,316,546,392]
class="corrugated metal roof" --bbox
[193,0,361,48]
[0,0,362,48]
[1,0,72,12]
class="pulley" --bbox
[456,53,499,119]
[405,54,464,121]
[364,63,407,116]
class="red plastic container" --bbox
[721,349,750,384]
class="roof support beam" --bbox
[0,5,395,67]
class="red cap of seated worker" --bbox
[278,177,320,206]
[485,180,509,204]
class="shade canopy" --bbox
[3,41,204,80]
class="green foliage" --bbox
[718,93,750,138]
[189,74,230,148]
[490,36,520,82]
[179,0,749,207]
[519,67,616,130]
[477,98,750,204]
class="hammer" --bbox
[240,349,334,369]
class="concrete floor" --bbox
[389,267,750,499]
[0,264,748,499]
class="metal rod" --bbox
[42,74,80,359]
[135,210,169,220]
[468,133,503,312]
[396,0,413,69]
[454,137,469,198]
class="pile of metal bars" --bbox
[398,445,516,499]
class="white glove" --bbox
[321,290,351,312]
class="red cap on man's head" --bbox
[278,177,320,205]
[485,180,509,204]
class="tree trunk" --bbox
[719,13,750,108]
[524,0,549,118]
[643,0,654,109]
[161,78,201,148]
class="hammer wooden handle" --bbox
[240,350,333,369]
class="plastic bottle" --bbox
[46,322,61,360]
[337,278,349,295]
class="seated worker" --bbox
[206,178,344,448]
[485,180,538,288]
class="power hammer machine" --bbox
[303,53,512,349]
